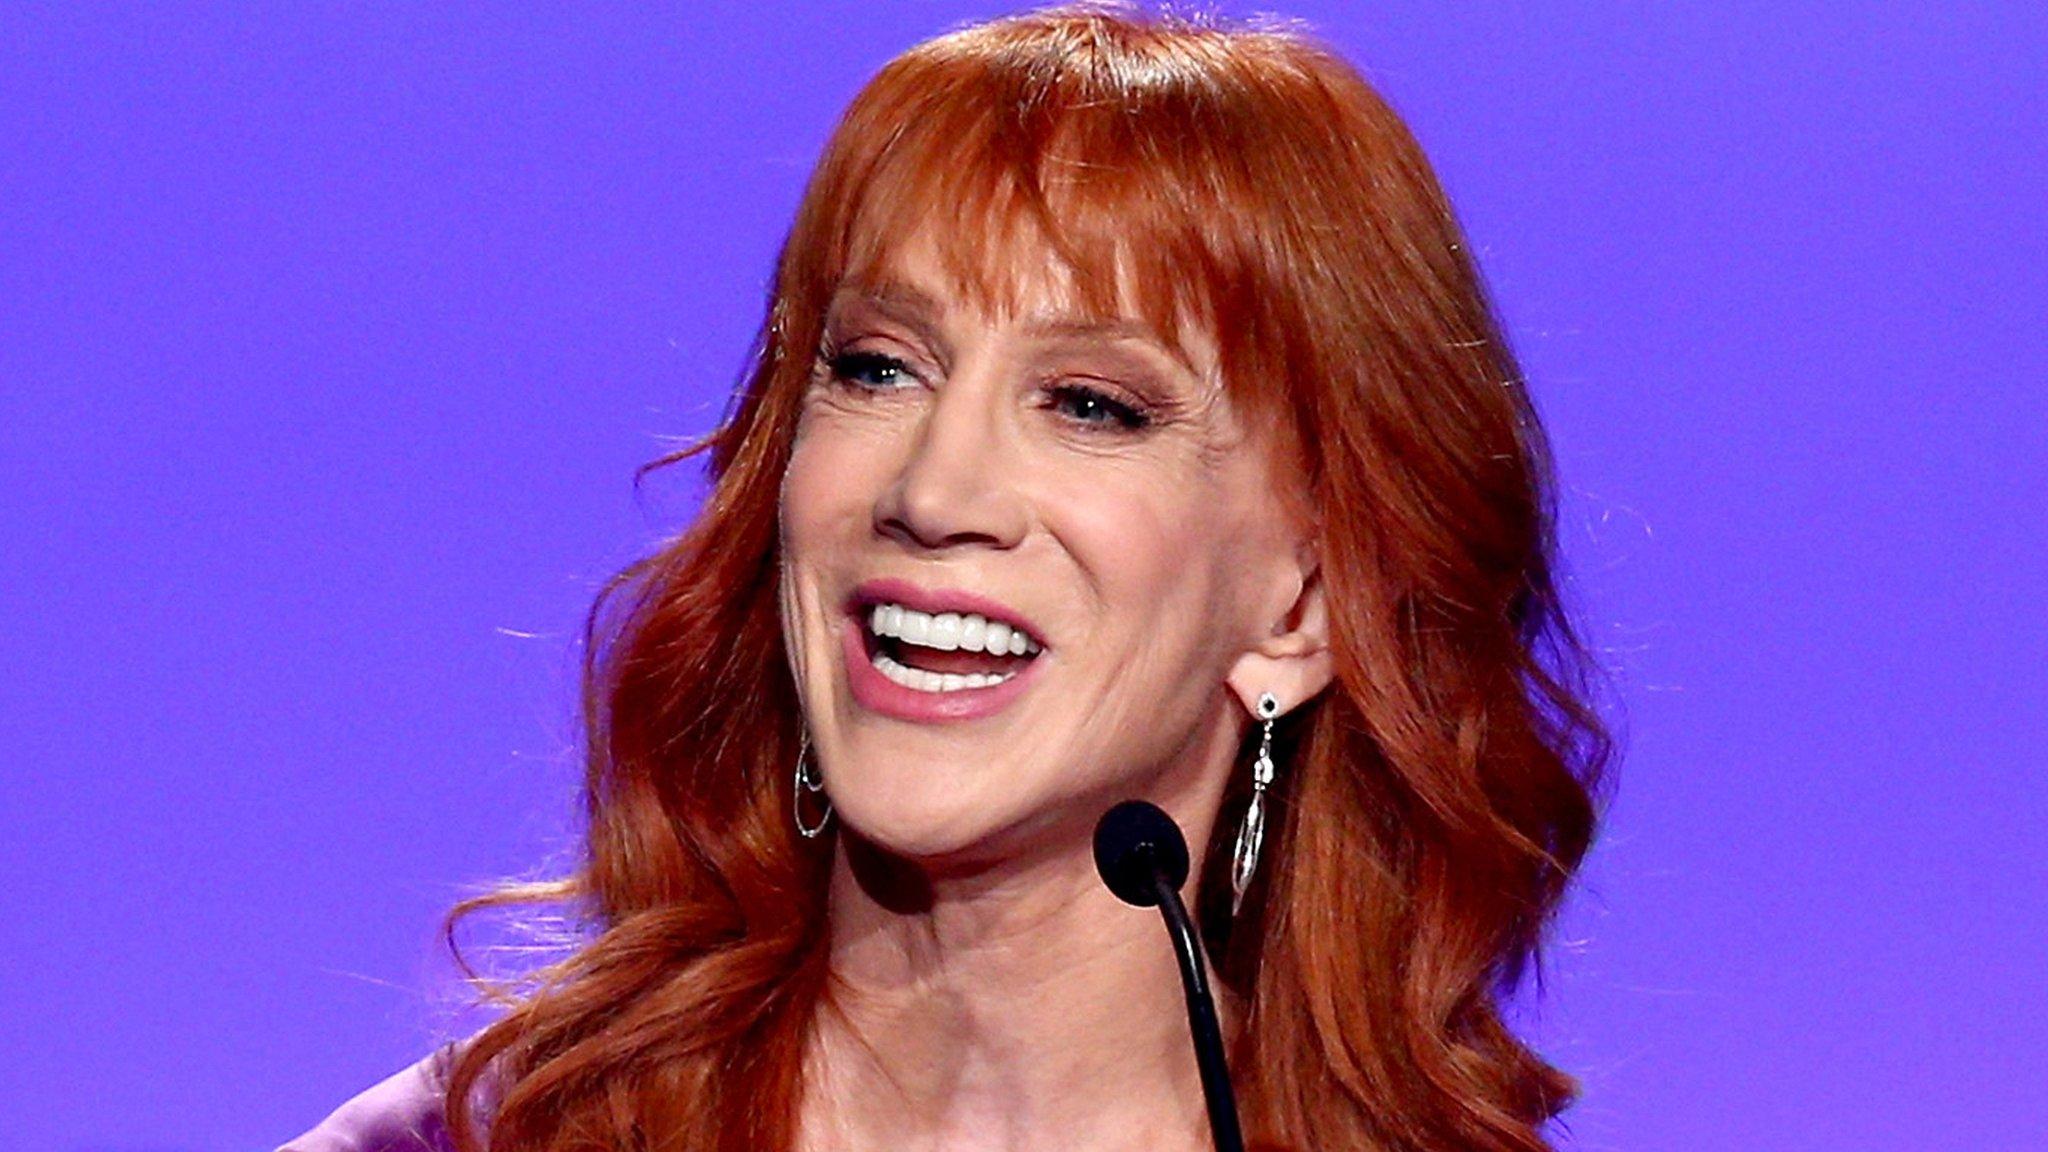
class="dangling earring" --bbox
[1230,692,1281,916]
[793,732,833,839]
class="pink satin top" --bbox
[278,1047,457,1152]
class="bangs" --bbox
[798,16,1288,379]
[759,7,1446,504]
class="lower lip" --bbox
[841,619,1041,722]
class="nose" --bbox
[873,370,1029,553]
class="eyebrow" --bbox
[831,278,1196,370]
[838,279,943,327]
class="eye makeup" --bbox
[813,287,1202,439]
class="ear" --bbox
[1225,554,1334,720]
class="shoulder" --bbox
[277,1046,459,1152]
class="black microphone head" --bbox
[1093,800,1191,908]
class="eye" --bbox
[824,349,916,390]
[1046,383,1151,431]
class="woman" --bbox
[286,6,1607,1152]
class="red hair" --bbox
[447,7,1609,1151]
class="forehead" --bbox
[833,226,1219,377]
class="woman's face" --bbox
[778,233,1328,872]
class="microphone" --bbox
[1093,800,1246,1152]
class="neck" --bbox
[800,833,1226,1152]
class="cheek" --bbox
[1050,456,1292,659]
[1040,461,1244,626]
[779,416,882,673]
[1081,509,1189,599]
[778,440,830,555]
[781,409,891,554]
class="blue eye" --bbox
[1049,384,1150,431]
[826,350,914,389]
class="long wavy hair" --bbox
[445,7,1609,1151]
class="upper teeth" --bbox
[868,604,1041,656]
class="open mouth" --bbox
[862,602,1043,693]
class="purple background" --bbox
[4,4,2042,1149]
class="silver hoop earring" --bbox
[1230,692,1281,916]
[793,733,833,840]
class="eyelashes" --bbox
[1043,383,1151,431]
[816,344,1157,433]
[823,348,913,390]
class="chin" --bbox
[827,778,1081,877]
[831,789,1004,864]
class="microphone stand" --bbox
[1148,863,1246,1152]
[1094,800,1246,1152]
